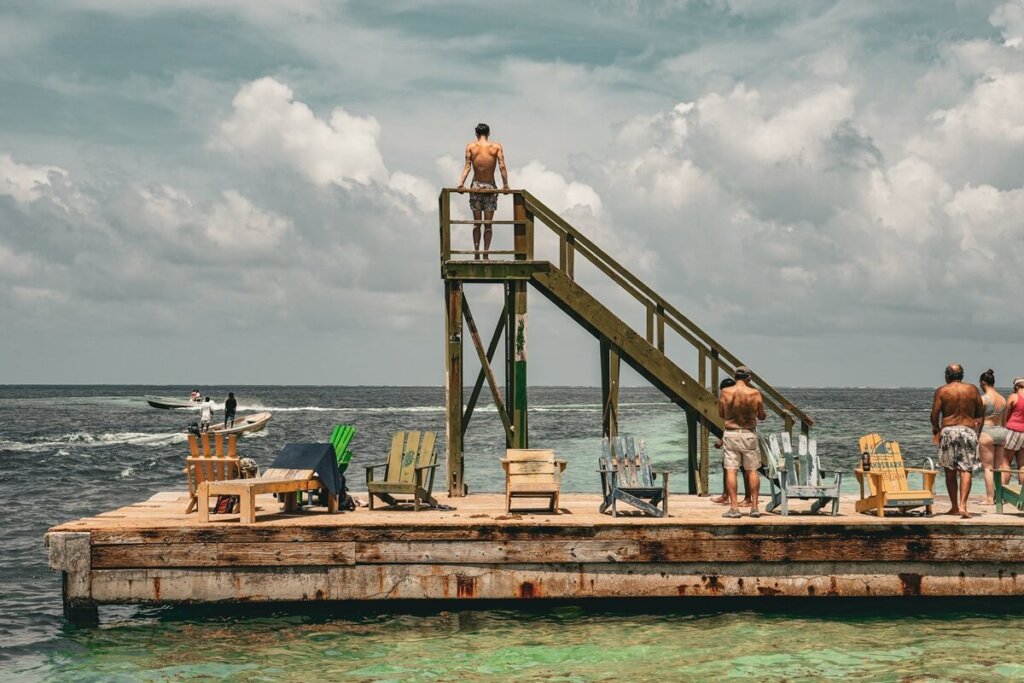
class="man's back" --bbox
[719,384,765,430]
[935,382,983,428]
[467,140,503,182]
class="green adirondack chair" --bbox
[994,469,1024,514]
[365,431,440,511]
[330,424,356,473]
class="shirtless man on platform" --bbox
[718,366,766,518]
[457,123,509,259]
[931,363,984,518]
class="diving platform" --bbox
[47,490,1024,622]
[439,188,813,498]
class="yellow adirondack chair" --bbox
[185,433,241,513]
[365,431,440,510]
[855,433,937,517]
[501,449,567,513]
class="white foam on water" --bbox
[0,430,188,453]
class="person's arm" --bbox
[457,144,472,188]
[756,394,766,421]
[975,389,985,435]
[930,389,943,436]
[717,393,727,421]
[1005,394,1017,428]
[497,144,509,190]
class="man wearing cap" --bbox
[718,366,766,518]
[930,363,984,518]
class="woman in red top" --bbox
[1003,377,1024,484]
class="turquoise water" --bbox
[25,605,1024,681]
[2,385,1020,681]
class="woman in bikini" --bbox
[1002,377,1024,486]
[977,369,1006,504]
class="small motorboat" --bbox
[205,412,272,436]
[146,395,202,410]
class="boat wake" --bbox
[0,430,187,453]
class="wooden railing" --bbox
[439,188,813,434]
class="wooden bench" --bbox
[502,449,566,513]
[197,466,338,524]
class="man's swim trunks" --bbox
[937,425,980,471]
[722,429,761,471]
[469,180,498,213]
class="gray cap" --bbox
[734,365,752,379]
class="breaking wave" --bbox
[0,430,187,453]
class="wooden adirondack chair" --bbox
[994,469,1024,514]
[185,433,241,513]
[855,433,936,517]
[598,436,669,517]
[502,449,567,513]
[330,424,356,473]
[365,431,440,510]
[762,433,841,515]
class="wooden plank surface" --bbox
[92,542,355,568]
[87,562,1024,602]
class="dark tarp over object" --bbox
[268,443,343,497]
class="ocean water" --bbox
[1,385,1020,682]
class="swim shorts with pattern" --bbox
[937,425,980,471]
[469,179,498,213]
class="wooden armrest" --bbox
[905,467,935,474]
[415,463,440,470]
[364,462,388,471]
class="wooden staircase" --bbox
[439,188,812,496]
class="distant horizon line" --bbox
[0,383,961,390]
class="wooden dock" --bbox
[47,491,1024,620]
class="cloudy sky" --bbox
[2,0,1022,387]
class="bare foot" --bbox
[739,499,753,507]
[938,508,960,516]
[711,495,728,505]
[959,510,973,519]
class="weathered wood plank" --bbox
[88,562,1024,602]
[92,542,356,569]
[355,540,640,564]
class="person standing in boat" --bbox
[224,392,237,429]
[199,396,214,432]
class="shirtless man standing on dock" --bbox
[718,366,766,518]
[457,123,509,259]
[931,363,984,518]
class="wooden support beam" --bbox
[508,281,529,448]
[687,408,700,495]
[462,306,506,440]
[462,296,513,445]
[600,339,620,438]
[445,281,465,496]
